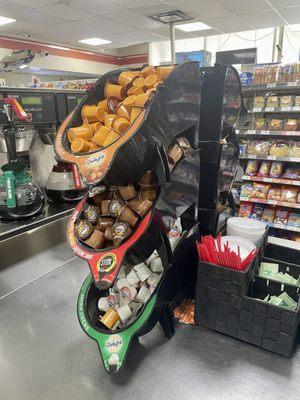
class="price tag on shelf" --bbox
[265,107,275,112]
[260,130,270,135]
[293,106,300,111]
[267,156,276,160]
[267,83,276,88]
[245,130,256,135]
[250,155,257,159]
[252,107,262,112]
[287,82,298,87]
[281,106,291,111]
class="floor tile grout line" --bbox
[0,256,77,301]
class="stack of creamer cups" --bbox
[98,250,164,331]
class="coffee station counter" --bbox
[0,202,74,241]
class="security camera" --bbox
[40,50,49,57]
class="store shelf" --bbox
[242,175,300,186]
[240,197,300,209]
[237,129,300,137]
[243,82,300,92]
[267,222,300,233]
[268,236,300,251]
[239,154,300,163]
[249,106,300,114]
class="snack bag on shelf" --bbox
[287,213,300,228]
[291,62,300,82]
[257,161,271,177]
[268,119,283,131]
[266,95,279,108]
[269,141,289,157]
[294,96,300,107]
[241,182,253,198]
[253,66,264,85]
[281,64,292,82]
[284,119,300,131]
[288,141,300,158]
[239,203,253,218]
[254,118,266,130]
[251,182,270,199]
[245,160,260,176]
[247,140,270,155]
[298,191,300,204]
[280,95,294,108]
[281,187,298,203]
[270,161,283,178]
[267,187,281,201]
[261,208,276,223]
[282,167,300,180]
[253,96,265,108]
[251,204,264,220]
[262,64,279,84]
[274,209,289,225]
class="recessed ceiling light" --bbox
[176,22,212,32]
[0,16,16,26]
[78,38,111,46]
[48,45,70,50]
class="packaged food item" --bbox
[257,161,271,177]
[298,191,300,203]
[266,96,279,108]
[270,161,283,178]
[251,182,270,199]
[281,64,291,82]
[269,141,289,157]
[274,209,289,225]
[281,187,298,203]
[280,96,294,107]
[253,96,265,108]
[239,143,247,155]
[268,119,283,131]
[281,167,300,180]
[253,66,263,85]
[288,213,300,227]
[245,160,260,176]
[239,203,253,218]
[241,182,253,198]
[261,208,275,223]
[267,187,281,201]
[294,96,300,107]
[255,118,266,130]
[284,119,300,131]
[247,140,270,155]
[262,64,279,84]
[288,141,300,158]
[251,204,264,220]
[290,62,300,82]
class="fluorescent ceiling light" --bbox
[0,16,16,26]
[18,64,28,69]
[176,22,211,32]
[78,38,111,46]
[48,45,70,50]
[288,23,300,32]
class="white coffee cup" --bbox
[117,304,133,323]
[98,297,110,312]
[135,263,152,282]
[116,277,129,290]
[126,269,140,286]
[120,285,137,303]
[149,257,164,273]
[136,284,151,303]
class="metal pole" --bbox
[272,26,284,63]
[170,21,175,64]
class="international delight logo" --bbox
[86,153,105,166]
[106,335,122,353]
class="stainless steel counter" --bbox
[1,231,300,399]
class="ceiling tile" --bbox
[121,30,167,43]
[37,3,93,21]
[83,15,134,33]
[269,0,300,8]
[69,0,126,15]
[206,15,254,33]
[0,20,43,34]
[240,10,286,29]
[111,0,164,9]
[216,0,271,15]
[278,6,300,24]
[166,0,233,19]
[0,5,68,26]
[11,0,58,8]
[131,3,175,17]
[105,10,164,30]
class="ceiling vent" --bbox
[149,10,193,24]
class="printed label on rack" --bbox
[267,83,276,88]
[252,107,262,112]
[265,107,274,112]
[287,82,298,87]
[245,130,256,135]
[260,130,270,135]
[267,156,276,160]
[281,107,291,111]
[293,106,300,111]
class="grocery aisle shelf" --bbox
[237,129,300,136]
[239,155,300,163]
[240,197,300,209]
[242,175,300,186]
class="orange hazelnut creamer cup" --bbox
[105,83,125,101]
[104,114,117,128]
[81,105,105,122]
[71,137,90,153]
[67,125,92,142]
[112,117,130,133]
[92,125,111,147]
[118,70,138,87]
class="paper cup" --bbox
[116,277,129,290]
[120,285,137,303]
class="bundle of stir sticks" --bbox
[196,234,257,271]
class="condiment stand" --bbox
[55,62,202,374]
